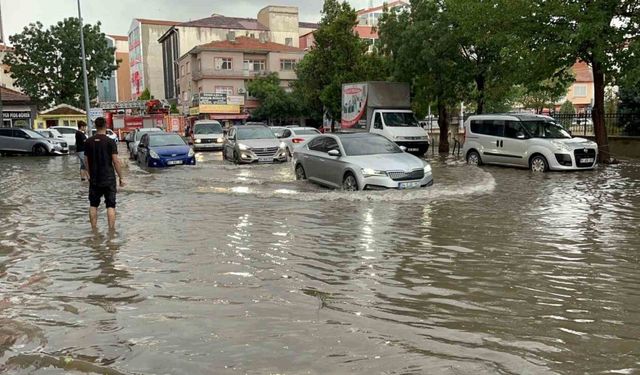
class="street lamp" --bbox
[77,0,92,133]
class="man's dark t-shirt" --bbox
[85,134,118,187]
[75,130,87,152]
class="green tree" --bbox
[4,18,117,109]
[559,100,576,128]
[294,0,387,129]
[138,88,152,100]
[527,0,640,162]
[247,73,299,125]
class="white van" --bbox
[462,114,598,172]
[191,120,224,151]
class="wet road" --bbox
[1,148,640,374]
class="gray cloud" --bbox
[1,0,371,40]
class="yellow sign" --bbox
[199,104,240,114]
[189,107,200,116]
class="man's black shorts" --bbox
[89,184,117,208]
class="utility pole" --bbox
[77,0,92,133]
[0,0,5,128]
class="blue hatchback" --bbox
[137,133,196,168]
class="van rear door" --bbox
[469,119,503,164]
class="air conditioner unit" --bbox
[238,88,246,94]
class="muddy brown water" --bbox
[1,148,639,374]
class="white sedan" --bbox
[276,127,321,157]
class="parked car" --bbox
[51,126,79,148]
[293,133,434,191]
[223,125,287,164]
[0,128,68,156]
[128,128,164,160]
[137,132,196,168]
[191,120,224,151]
[275,127,321,157]
[91,128,119,143]
[36,128,69,154]
[462,114,598,172]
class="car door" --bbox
[472,119,503,164]
[318,137,343,187]
[14,129,34,152]
[224,128,236,159]
[304,136,327,182]
[498,121,528,166]
[137,134,149,164]
[370,111,384,136]
[0,128,13,151]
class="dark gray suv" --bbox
[0,128,67,156]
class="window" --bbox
[285,37,293,46]
[0,129,11,137]
[198,86,203,93]
[215,57,232,71]
[280,59,297,71]
[504,121,526,139]
[470,120,504,137]
[308,137,326,152]
[373,113,383,129]
[63,120,70,126]
[574,84,587,98]
[215,86,234,96]
[243,60,266,72]
[324,138,339,152]
[281,129,292,138]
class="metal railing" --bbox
[551,113,640,137]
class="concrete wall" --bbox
[266,51,304,81]
[177,27,266,57]
[258,6,299,47]
[116,52,132,101]
[584,136,640,160]
[0,51,19,91]
[141,23,174,99]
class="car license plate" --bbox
[399,181,420,190]
[408,148,419,152]
[259,157,272,162]
[168,160,183,165]
[580,158,594,164]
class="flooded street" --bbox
[1,149,640,374]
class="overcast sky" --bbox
[1,0,373,41]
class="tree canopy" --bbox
[4,18,117,109]
[247,73,299,125]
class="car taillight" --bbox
[292,138,305,143]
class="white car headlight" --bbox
[149,150,160,159]
[188,148,195,157]
[195,139,202,144]
[362,168,387,177]
[423,164,432,174]
[238,143,249,151]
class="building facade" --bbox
[128,18,177,100]
[159,6,317,102]
[0,45,19,92]
[557,61,594,113]
[1,87,36,128]
[34,104,86,130]
[178,36,305,124]
[97,35,132,103]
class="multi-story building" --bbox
[128,18,177,100]
[557,61,594,113]
[178,36,305,125]
[0,44,19,92]
[98,35,132,103]
[159,6,317,102]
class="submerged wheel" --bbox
[530,155,549,173]
[33,145,47,156]
[342,173,358,191]
[466,150,482,166]
[295,164,306,180]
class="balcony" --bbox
[192,68,294,81]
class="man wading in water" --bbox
[84,117,125,231]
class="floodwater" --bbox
[1,148,640,374]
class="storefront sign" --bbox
[3,111,31,119]
[227,95,245,106]
[193,93,227,106]
[199,104,240,114]
[99,101,146,110]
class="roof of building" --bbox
[573,61,593,82]
[39,104,86,116]
[354,26,378,39]
[179,15,268,30]
[135,18,178,27]
[194,36,304,53]
[1,87,30,102]
[108,35,129,42]
[357,0,408,15]
[299,22,319,29]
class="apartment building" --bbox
[98,35,132,102]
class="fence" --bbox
[551,113,640,137]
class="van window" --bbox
[373,113,383,129]
[470,120,504,137]
[504,121,525,139]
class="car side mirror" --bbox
[327,149,341,157]
[399,146,407,152]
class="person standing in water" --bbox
[75,122,88,181]
[84,117,125,231]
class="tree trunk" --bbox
[475,75,485,114]
[437,102,449,154]
[591,59,610,163]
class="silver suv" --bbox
[462,114,598,172]
[222,125,287,164]
[0,128,67,156]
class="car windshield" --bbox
[194,123,222,134]
[341,136,403,156]
[382,112,420,127]
[136,130,159,141]
[149,134,185,147]
[295,129,320,135]
[23,129,44,139]
[237,127,276,140]
[521,121,571,139]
